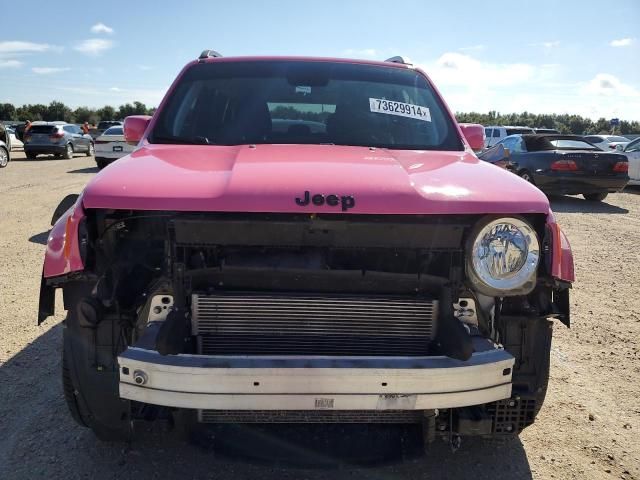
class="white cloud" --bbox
[459,44,485,52]
[90,22,114,34]
[0,41,54,54]
[32,67,70,74]
[342,48,378,58]
[138,65,153,71]
[609,38,634,47]
[0,59,23,68]
[109,87,122,92]
[74,38,114,56]
[427,52,537,88]
[529,41,560,48]
[582,73,639,97]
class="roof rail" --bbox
[384,56,411,65]
[198,50,223,61]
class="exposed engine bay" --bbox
[45,209,570,442]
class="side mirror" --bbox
[478,144,512,169]
[124,115,152,145]
[615,144,624,152]
[458,123,485,152]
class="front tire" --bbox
[583,192,608,201]
[0,147,8,168]
[86,142,94,157]
[63,143,74,159]
[61,283,133,442]
[25,151,37,160]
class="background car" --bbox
[534,128,560,134]
[94,125,135,169]
[583,134,630,151]
[23,122,94,159]
[484,125,536,148]
[485,134,628,201]
[621,137,640,185]
[90,120,123,139]
[6,126,23,150]
[0,123,10,168]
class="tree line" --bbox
[1,101,639,135]
[456,111,640,135]
[0,101,156,125]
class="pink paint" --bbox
[124,115,152,144]
[43,199,85,278]
[458,123,485,151]
[546,209,576,283]
[81,144,550,214]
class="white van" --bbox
[484,126,535,148]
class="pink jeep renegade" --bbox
[39,51,574,444]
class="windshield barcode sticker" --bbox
[369,98,431,122]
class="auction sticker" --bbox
[369,98,431,122]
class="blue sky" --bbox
[1,0,638,120]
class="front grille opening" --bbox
[198,410,424,424]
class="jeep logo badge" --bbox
[295,191,355,211]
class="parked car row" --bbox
[23,123,94,159]
[94,125,135,169]
[583,135,631,151]
[0,123,10,168]
[478,133,631,201]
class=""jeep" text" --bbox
[295,191,355,211]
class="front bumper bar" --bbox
[118,348,514,411]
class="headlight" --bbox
[466,217,540,296]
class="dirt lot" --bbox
[1,151,639,480]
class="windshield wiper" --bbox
[150,134,212,145]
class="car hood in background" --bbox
[81,144,550,215]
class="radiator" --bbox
[192,292,437,356]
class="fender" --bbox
[38,195,86,324]
[546,209,574,327]
[546,209,575,284]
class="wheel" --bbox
[519,170,534,184]
[61,284,133,442]
[86,142,94,157]
[25,151,37,160]
[96,158,109,170]
[62,348,88,428]
[583,192,608,201]
[63,143,74,159]
[0,147,8,168]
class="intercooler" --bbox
[191,293,438,356]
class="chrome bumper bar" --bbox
[118,348,514,410]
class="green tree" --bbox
[44,101,73,122]
[0,103,17,121]
[97,105,116,121]
[73,106,94,123]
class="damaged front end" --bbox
[40,204,573,442]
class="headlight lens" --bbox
[468,217,540,295]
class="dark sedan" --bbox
[481,134,629,201]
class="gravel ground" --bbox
[0,151,638,479]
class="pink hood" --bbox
[82,144,549,214]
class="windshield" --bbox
[506,127,535,135]
[549,139,598,150]
[606,136,630,142]
[150,61,463,150]
[524,135,599,151]
[103,126,123,135]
